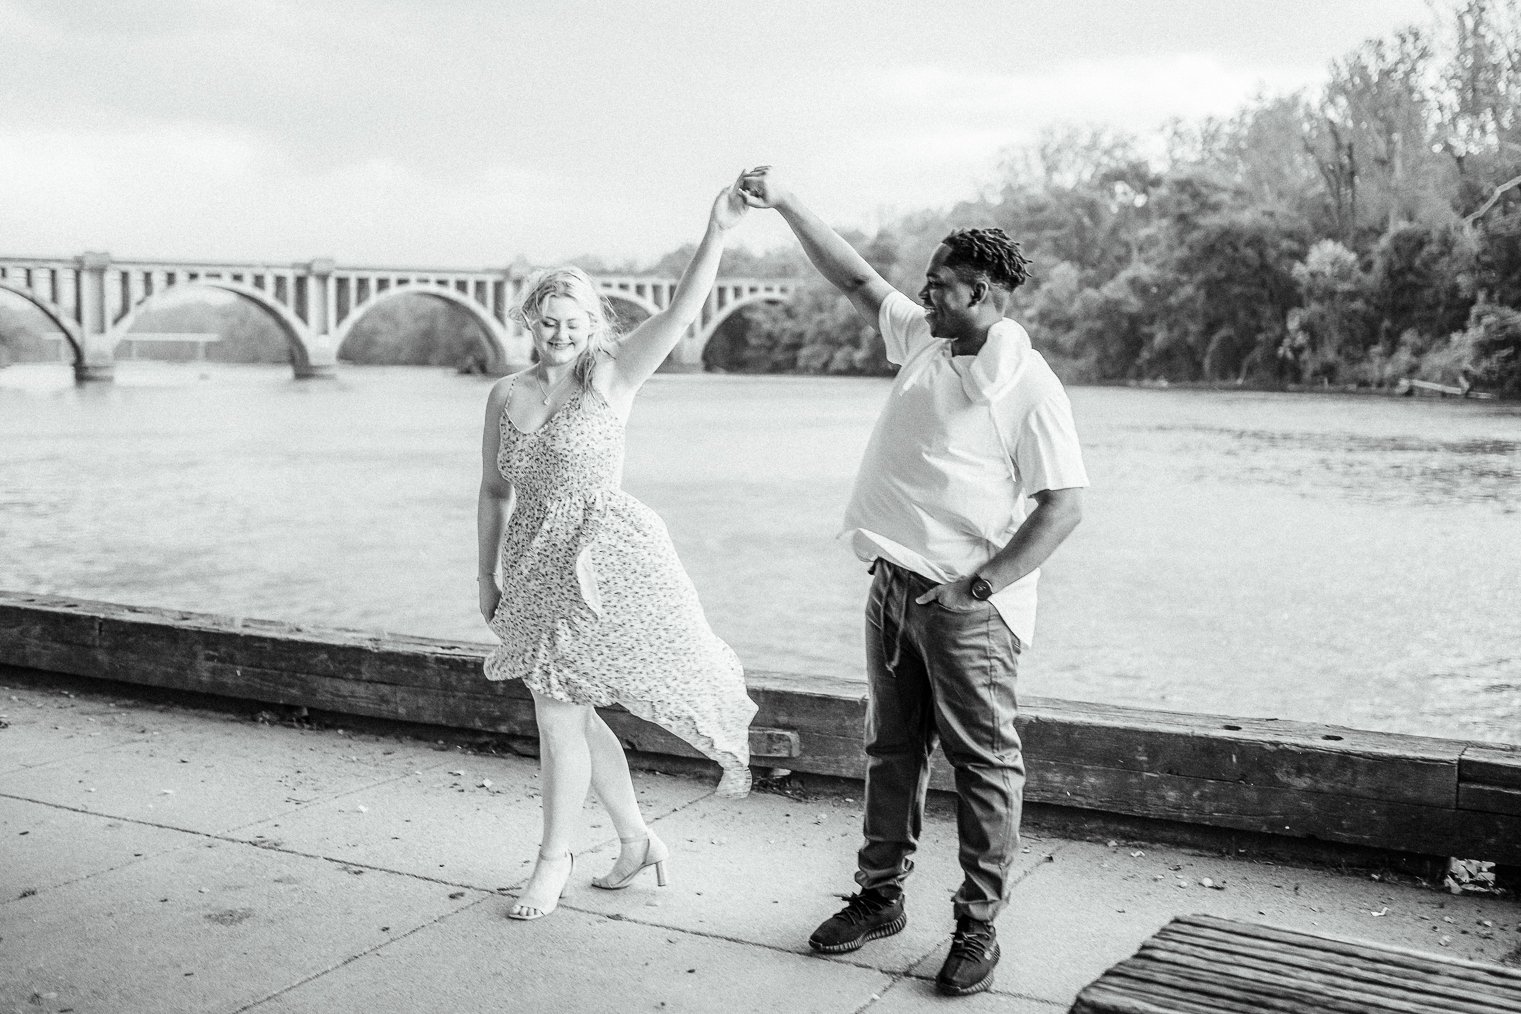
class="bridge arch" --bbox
[110,279,315,372]
[601,291,659,332]
[696,291,790,351]
[333,284,507,370]
[0,281,84,365]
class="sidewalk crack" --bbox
[232,892,500,1013]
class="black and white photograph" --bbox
[2,1,1519,1011]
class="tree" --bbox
[1164,207,1309,381]
[1438,0,1521,191]
[1368,222,1478,353]
[1198,94,1338,231]
[1070,263,1166,381]
[631,1,1521,385]
[1318,29,1459,234]
[1454,300,1521,392]
[1475,204,1521,304]
[1284,240,1373,382]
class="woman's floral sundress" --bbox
[484,379,755,796]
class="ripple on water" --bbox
[1146,424,1521,507]
[1154,425,1521,458]
[3,369,1520,743]
[1423,657,1521,738]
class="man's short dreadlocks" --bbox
[940,228,1032,291]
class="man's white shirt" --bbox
[842,290,1090,646]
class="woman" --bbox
[477,175,757,921]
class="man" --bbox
[741,168,1087,997]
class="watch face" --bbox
[971,577,993,600]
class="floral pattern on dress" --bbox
[484,380,755,796]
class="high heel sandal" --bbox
[506,850,575,920]
[591,832,669,890]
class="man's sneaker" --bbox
[936,916,1000,996]
[807,889,907,953]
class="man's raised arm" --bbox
[741,167,897,327]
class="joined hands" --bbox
[711,170,754,231]
[738,165,788,209]
[710,164,787,230]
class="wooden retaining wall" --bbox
[2,591,1517,864]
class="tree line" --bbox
[5,1,1517,391]
[704,0,1521,395]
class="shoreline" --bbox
[4,357,1515,402]
[4,589,1517,876]
[1111,377,1511,401]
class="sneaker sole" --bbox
[936,944,1000,996]
[936,969,995,996]
[808,911,908,954]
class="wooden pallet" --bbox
[1071,913,1521,1013]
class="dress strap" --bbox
[501,374,517,424]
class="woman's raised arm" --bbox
[604,175,749,396]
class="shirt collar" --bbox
[957,317,1032,404]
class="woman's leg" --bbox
[587,711,668,887]
[510,692,592,917]
[587,711,646,839]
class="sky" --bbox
[0,0,1443,270]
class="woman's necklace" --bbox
[534,364,572,405]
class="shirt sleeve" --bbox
[1012,390,1090,498]
[877,289,935,366]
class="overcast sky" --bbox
[0,0,1440,269]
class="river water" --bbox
[3,362,1518,744]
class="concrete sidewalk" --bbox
[2,679,1517,1014]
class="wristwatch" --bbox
[969,574,994,601]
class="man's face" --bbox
[918,245,978,340]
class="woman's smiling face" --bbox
[531,295,593,366]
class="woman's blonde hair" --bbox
[508,266,621,389]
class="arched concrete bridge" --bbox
[0,253,796,381]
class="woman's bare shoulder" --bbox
[484,372,526,414]
[491,369,533,396]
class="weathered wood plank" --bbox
[1107,961,1410,1014]
[360,644,495,690]
[1156,926,1521,1010]
[0,598,102,648]
[1141,937,1511,1014]
[748,682,866,725]
[598,709,706,760]
[1022,695,1470,757]
[748,727,801,759]
[1073,979,1262,1014]
[1074,914,1521,1014]
[76,649,543,739]
[1019,706,1460,808]
[1173,915,1521,990]
[6,591,1521,863]
[1451,808,1521,863]
[744,666,869,700]
[1105,963,1373,1014]
[1461,744,1521,790]
[1029,761,1519,862]
[1459,783,1521,816]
